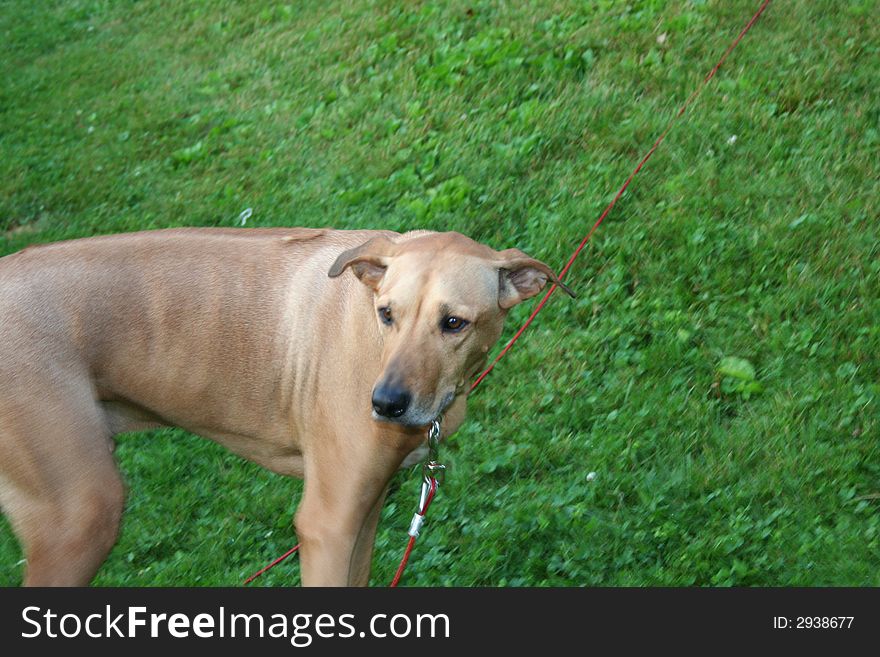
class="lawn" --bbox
[1,0,877,586]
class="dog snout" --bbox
[371,384,411,419]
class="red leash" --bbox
[243,543,300,585]
[389,476,438,587]
[244,0,772,587]
[471,0,774,393]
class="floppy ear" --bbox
[495,248,575,310]
[327,236,396,290]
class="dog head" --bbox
[328,231,573,427]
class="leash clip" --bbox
[426,417,442,459]
[423,460,446,487]
[422,417,445,485]
[393,417,448,582]
[407,417,445,537]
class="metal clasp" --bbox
[422,417,445,486]
[407,417,446,538]
[427,418,441,459]
[415,476,434,518]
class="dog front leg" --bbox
[348,485,389,586]
[295,460,393,587]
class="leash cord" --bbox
[389,477,438,587]
[470,0,773,393]
[243,544,300,585]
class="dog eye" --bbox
[441,316,469,333]
[378,306,393,325]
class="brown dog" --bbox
[0,227,571,585]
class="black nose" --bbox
[372,385,411,418]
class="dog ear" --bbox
[328,236,396,290]
[495,248,575,310]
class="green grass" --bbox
[1,0,878,586]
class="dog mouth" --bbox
[370,411,422,428]
[371,391,456,428]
